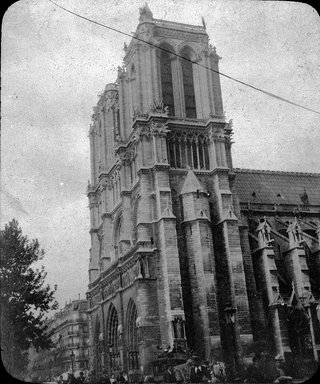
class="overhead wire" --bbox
[48,0,320,116]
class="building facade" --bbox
[86,4,320,378]
[31,299,89,381]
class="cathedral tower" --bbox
[87,4,252,376]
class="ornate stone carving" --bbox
[270,287,285,307]
[150,121,170,137]
[139,3,153,23]
[118,145,136,165]
[102,275,121,299]
[150,99,169,115]
[172,316,185,339]
[256,217,274,247]
[133,107,149,121]
[137,24,154,42]
[90,290,102,308]
[287,219,304,247]
[154,28,204,43]
[207,125,225,142]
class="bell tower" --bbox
[117,2,224,137]
[87,4,251,374]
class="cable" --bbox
[48,0,320,115]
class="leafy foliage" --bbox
[0,219,58,377]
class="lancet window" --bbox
[167,132,209,170]
[107,304,120,371]
[181,49,197,118]
[126,300,140,370]
[160,48,175,116]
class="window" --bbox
[107,304,120,371]
[127,299,140,370]
[160,50,175,116]
[181,49,196,118]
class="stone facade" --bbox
[86,5,320,378]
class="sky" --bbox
[1,0,320,314]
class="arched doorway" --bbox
[107,304,121,371]
[126,299,140,370]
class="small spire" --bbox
[201,16,206,30]
[139,3,153,22]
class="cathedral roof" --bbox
[234,168,320,206]
[180,171,206,195]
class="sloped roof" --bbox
[234,168,320,206]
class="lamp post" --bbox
[224,303,239,376]
[70,350,75,373]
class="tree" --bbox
[0,219,58,378]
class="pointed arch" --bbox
[107,303,120,371]
[126,299,140,370]
[180,46,197,118]
[159,43,175,116]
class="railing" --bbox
[153,18,205,33]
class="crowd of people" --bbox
[55,371,129,384]
[157,353,293,384]
[49,353,293,384]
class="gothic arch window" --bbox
[167,132,209,170]
[107,304,120,371]
[159,44,175,116]
[113,214,122,259]
[180,47,197,118]
[126,299,140,370]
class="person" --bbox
[57,375,65,384]
[118,372,128,384]
[174,359,193,383]
[143,375,156,383]
[77,371,86,384]
[102,370,111,384]
[70,373,77,384]
[190,364,201,383]
[110,373,117,384]
[163,366,176,383]
[273,355,292,384]
[245,355,266,383]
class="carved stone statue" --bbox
[257,217,273,247]
[173,317,185,339]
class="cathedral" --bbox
[86,4,320,379]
